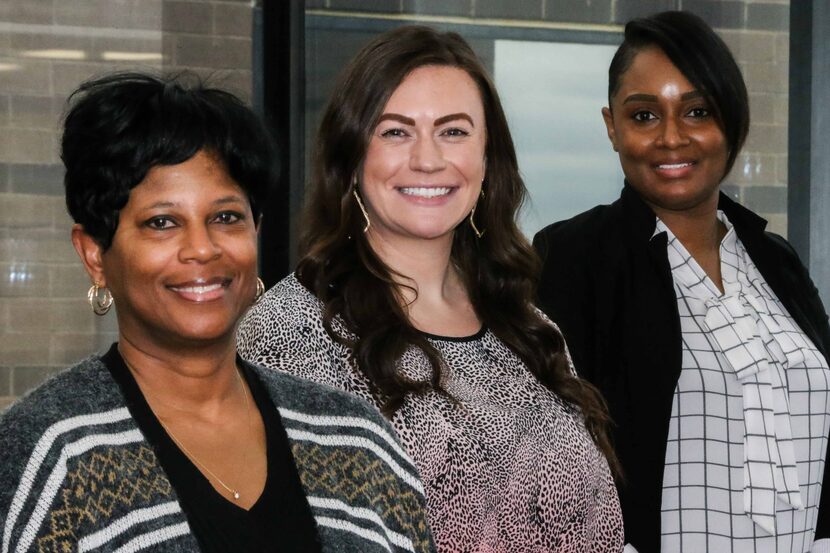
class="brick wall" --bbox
[0,0,255,410]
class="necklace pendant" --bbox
[233,491,240,500]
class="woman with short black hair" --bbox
[0,72,433,553]
[534,11,830,553]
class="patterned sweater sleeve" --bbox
[0,361,199,553]
[252,364,436,553]
[0,394,37,549]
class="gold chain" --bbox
[130,360,252,501]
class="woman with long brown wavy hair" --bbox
[238,25,623,552]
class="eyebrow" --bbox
[622,90,704,104]
[434,113,474,127]
[377,112,475,127]
[378,113,415,126]
[143,195,245,210]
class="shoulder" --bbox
[0,356,123,438]
[238,273,328,351]
[533,203,620,258]
[243,273,323,326]
[250,361,434,551]
[761,230,802,260]
[755,230,820,295]
[247,360,424,488]
[532,203,623,287]
[0,355,131,504]
[249,360,382,422]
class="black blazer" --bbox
[533,184,830,553]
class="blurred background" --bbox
[1,0,827,408]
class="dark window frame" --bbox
[788,1,830,304]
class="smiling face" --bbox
[359,64,487,246]
[75,150,258,350]
[603,46,728,217]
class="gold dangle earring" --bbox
[469,189,485,239]
[253,277,265,304]
[87,282,113,315]
[352,175,371,233]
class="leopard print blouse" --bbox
[237,274,624,553]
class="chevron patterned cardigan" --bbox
[0,354,433,553]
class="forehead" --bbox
[128,151,245,206]
[383,65,485,118]
[617,46,695,97]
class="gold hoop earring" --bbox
[352,189,371,233]
[253,277,265,304]
[469,189,485,239]
[87,282,113,315]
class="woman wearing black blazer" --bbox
[534,11,830,553]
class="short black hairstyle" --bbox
[608,11,750,177]
[62,72,278,249]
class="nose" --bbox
[409,135,447,172]
[656,115,690,149]
[179,225,222,263]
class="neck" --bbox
[649,194,725,257]
[117,332,240,414]
[366,230,462,311]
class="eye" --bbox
[442,127,470,137]
[144,216,176,230]
[380,128,408,138]
[632,110,657,123]
[687,106,710,118]
[212,211,243,224]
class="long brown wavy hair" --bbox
[297,25,619,476]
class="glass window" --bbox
[494,40,622,236]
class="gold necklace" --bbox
[131,361,252,501]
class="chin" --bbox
[168,317,239,345]
[406,219,464,239]
[651,195,716,214]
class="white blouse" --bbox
[657,212,830,553]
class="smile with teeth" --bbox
[657,162,695,169]
[168,279,230,302]
[399,186,453,198]
[170,283,224,294]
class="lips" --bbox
[167,277,231,302]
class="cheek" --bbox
[218,229,258,268]
[237,242,259,272]
[451,141,487,178]
[103,242,164,291]
[709,134,729,159]
[617,131,651,157]
[362,142,401,183]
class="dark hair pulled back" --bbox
[608,11,750,177]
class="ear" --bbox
[601,107,618,152]
[71,224,107,286]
